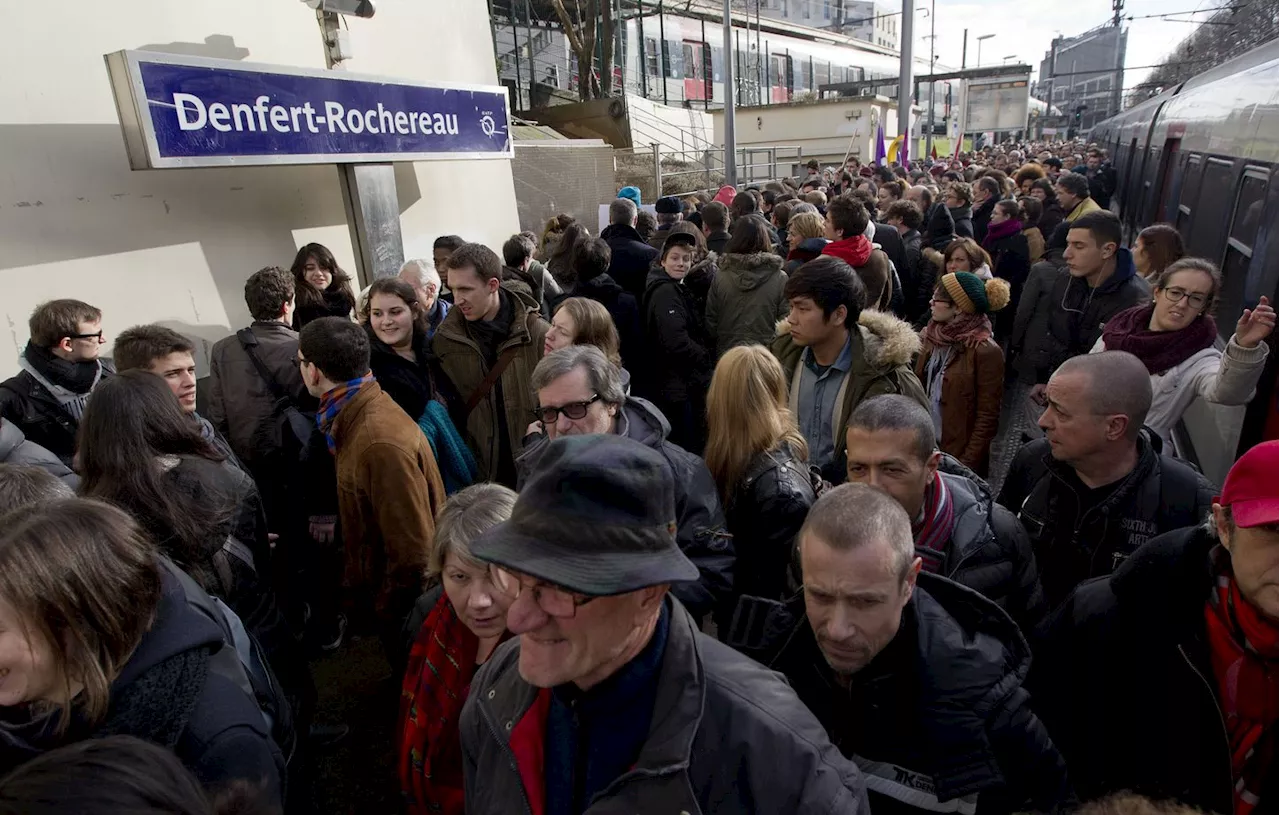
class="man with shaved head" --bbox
[997,350,1213,607]
[905,184,955,251]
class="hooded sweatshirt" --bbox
[705,251,789,356]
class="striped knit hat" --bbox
[941,272,1011,315]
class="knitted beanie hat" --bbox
[942,272,1011,315]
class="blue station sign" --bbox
[104,50,513,169]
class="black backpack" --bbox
[235,329,319,465]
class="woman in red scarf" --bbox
[916,271,1011,476]
[398,483,517,815]
[1092,257,1274,448]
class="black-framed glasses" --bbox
[1161,287,1210,310]
[531,394,600,424]
[488,564,597,618]
[67,331,103,341]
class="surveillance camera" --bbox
[301,0,375,18]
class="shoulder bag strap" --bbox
[236,329,289,403]
[465,345,521,416]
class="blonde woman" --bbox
[705,345,820,601]
[783,211,828,274]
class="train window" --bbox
[666,41,683,78]
[645,38,659,77]
[1230,170,1269,245]
[1175,153,1202,235]
[711,47,723,82]
[1189,158,1236,259]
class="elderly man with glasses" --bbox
[516,344,733,625]
[460,433,869,815]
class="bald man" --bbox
[997,351,1213,607]
[905,184,955,251]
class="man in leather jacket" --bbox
[845,395,1049,637]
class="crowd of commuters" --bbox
[0,137,1274,815]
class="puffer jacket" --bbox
[1031,524,1272,814]
[431,285,548,483]
[915,338,1005,475]
[725,443,820,602]
[1010,247,1150,385]
[516,397,734,623]
[936,456,1050,639]
[642,267,714,404]
[705,251,789,356]
[997,435,1214,610]
[0,417,78,487]
[729,573,1072,815]
[772,310,929,484]
[460,595,870,815]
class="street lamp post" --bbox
[975,33,994,67]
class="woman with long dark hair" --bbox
[544,222,591,292]
[704,345,817,602]
[0,500,284,803]
[291,243,357,330]
[1132,223,1185,282]
[1092,257,1275,447]
[363,278,475,494]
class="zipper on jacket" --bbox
[478,698,535,815]
[1176,643,1235,808]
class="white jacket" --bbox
[1090,333,1269,444]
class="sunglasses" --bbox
[531,394,600,424]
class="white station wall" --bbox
[0,1,519,378]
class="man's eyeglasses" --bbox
[67,331,103,341]
[531,394,600,424]
[1161,287,1210,310]
[488,564,597,618]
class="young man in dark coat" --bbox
[846,395,1050,638]
[0,299,114,466]
[700,200,732,256]
[998,351,1214,609]
[599,196,658,300]
[729,484,1073,815]
[943,182,975,239]
[971,176,1001,244]
[1032,440,1277,814]
[461,435,869,815]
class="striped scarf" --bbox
[316,372,374,454]
[912,475,955,574]
[1204,546,1278,815]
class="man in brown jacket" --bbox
[299,317,446,665]
[431,243,548,488]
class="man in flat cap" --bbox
[460,434,868,814]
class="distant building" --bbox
[1034,25,1127,132]
[757,0,899,51]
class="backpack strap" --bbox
[465,345,521,415]
[236,329,290,404]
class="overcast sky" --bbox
[919,0,1223,87]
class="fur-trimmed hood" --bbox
[719,251,785,292]
[773,308,920,370]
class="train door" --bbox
[1150,138,1181,223]
[1188,157,1238,260]
[1120,137,1139,223]
[1235,169,1280,453]
[682,41,708,102]
[770,53,793,103]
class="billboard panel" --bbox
[963,76,1031,134]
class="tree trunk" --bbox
[548,0,606,100]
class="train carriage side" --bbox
[1092,42,1279,482]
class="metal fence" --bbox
[614,142,807,200]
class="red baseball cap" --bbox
[1218,440,1279,528]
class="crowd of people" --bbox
[0,137,1275,815]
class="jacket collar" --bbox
[601,223,645,244]
[1041,433,1158,514]
[329,381,384,446]
[475,596,705,806]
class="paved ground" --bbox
[310,636,400,814]
[988,380,1037,498]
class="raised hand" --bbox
[1236,296,1277,349]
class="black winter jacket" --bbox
[366,326,458,423]
[874,222,910,297]
[292,287,354,331]
[0,560,285,803]
[0,360,115,466]
[1031,524,1268,813]
[1010,247,1150,385]
[516,397,734,622]
[461,596,870,815]
[725,443,819,602]
[922,202,956,251]
[600,223,659,300]
[936,456,1050,638]
[642,267,714,404]
[972,198,996,244]
[730,573,1073,815]
[899,228,926,321]
[949,204,974,239]
[572,272,645,374]
[997,435,1214,609]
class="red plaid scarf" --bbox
[1204,546,1278,815]
[317,372,374,454]
[912,475,955,574]
[398,594,483,815]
